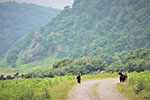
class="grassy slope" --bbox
[0,56,59,74]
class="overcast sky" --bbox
[0,0,74,9]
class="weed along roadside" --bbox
[0,75,76,100]
[116,71,150,100]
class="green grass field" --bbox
[0,73,118,100]
[0,76,75,100]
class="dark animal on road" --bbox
[118,71,127,82]
[76,72,81,83]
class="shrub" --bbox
[128,71,150,94]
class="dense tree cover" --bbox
[55,57,107,75]
[1,0,150,68]
[22,57,107,78]
[0,2,60,59]
[106,48,150,72]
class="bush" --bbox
[128,71,150,94]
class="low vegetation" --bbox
[0,73,118,100]
[117,71,150,100]
[0,75,75,100]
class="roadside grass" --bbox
[50,79,77,100]
[0,73,119,100]
[3,69,150,100]
[117,82,150,100]
[0,75,75,100]
[116,71,150,100]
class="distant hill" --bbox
[0,2,60,59]
[1,0,150,68]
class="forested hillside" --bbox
[1,0,150,68]
[0,2,60,59]
[107,48,150,72]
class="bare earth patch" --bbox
[69,78,127,100]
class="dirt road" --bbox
[69,78,127,100]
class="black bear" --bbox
[76,72,81,84]
[118,71,127,82]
